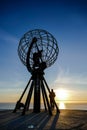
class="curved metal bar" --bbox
[26,37,37,73]
[18,29,59,73]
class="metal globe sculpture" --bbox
[18,29,59,73]
[13,29,59,115]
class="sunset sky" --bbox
[0,0,87,103]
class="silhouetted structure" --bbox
[13,29,59,115]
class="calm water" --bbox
[0,103,87,110]
[58,102,87,110]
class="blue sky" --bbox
[0,0,87,102]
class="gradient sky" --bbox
[0,0,87,103]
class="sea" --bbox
[0,102,87,111]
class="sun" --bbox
[59,102,65,109]
[55,88,68,101]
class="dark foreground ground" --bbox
[0,109,87,130]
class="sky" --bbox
[0,0,87,103]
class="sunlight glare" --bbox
[59,102,65,109]
[55,88,68,101]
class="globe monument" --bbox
[13,29,59,115]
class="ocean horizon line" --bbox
[0,102,87,111]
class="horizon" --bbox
[0,102,87,111]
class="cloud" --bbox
[53,67,87,90]
[0,80,26,90]
[0,29,18,44]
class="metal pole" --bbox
[19,77,32,102]
[22,80,34,115]
[33,74,40,113]
[41,80,47,111]
[13,77,32,113]
[41,80,52,115]
[43,77,50,93]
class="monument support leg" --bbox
[18,77,32,102]
[41,80,52,115]
[34,75,40,113]
[43,77,60,113]
[22,81,34,115]
[26,81,34,111]
[43,77,50,92]
[41,81,47,111]
[13,77,32,113]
